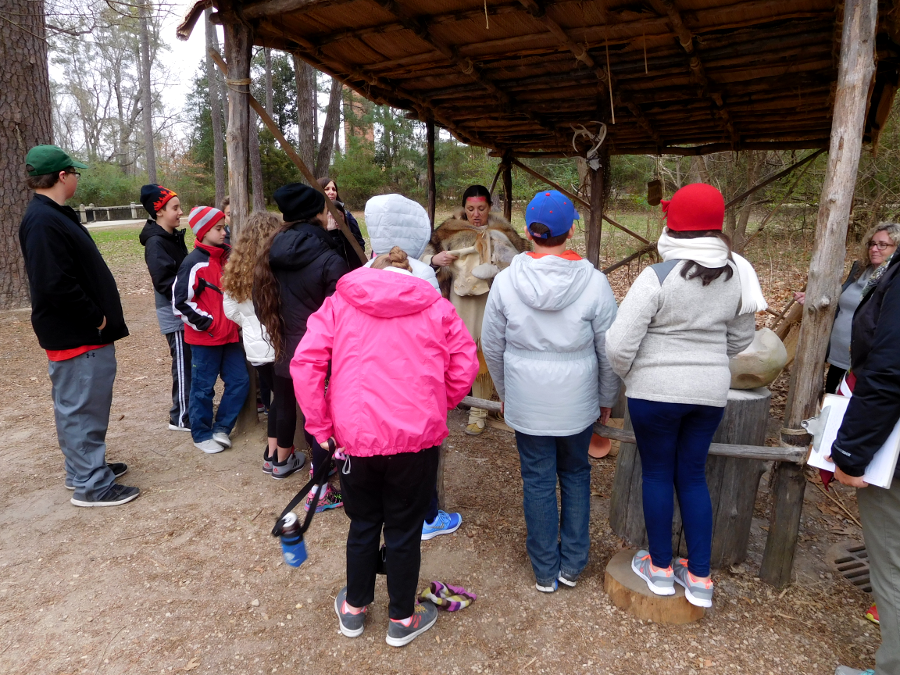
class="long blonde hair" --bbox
[222,211,283,302]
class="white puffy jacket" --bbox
[481,253,620,436]
[364,194,439,291]
[222,293,274,365]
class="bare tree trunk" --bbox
[250,110,266,211]
[727,152,763,252]
[315,77,343,178]
[0,0,52,308]
[264,48,274,117]
[139,0,156,182]
[205,9,226,207]
[224,21,252,239]
[293,54,317,170]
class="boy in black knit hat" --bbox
[138,184,192,432]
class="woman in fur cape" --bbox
[421,185,529,435]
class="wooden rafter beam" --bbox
[515,0,663,149]
[650,0,739,146]
[367,0,570,149]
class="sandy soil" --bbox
[0,227,880,675]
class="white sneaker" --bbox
[194,439,225,454]
[212,432,232,448]
[168,424,191,432]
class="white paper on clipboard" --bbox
[807,393,900,488]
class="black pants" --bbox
[255,366,299,448]
[825,363,847,394]
[165,331,191,428]
[341,446,439,619]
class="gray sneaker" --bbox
[272,450,306,480]
[70,484,140,507]
[631,550,675,596]
[65,462,127,490]
[194,439,225,454]
[385,601,437,647]
[212,432,232,448]
[334,586,366,638]
[672,558,714,608]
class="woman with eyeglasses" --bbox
[794,222,900,394]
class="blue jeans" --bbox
[628,398,725,578]
[515,426,593,586]
[189,342,250,443]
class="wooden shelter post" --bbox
[586,160,605,269]
[759,0,877,588]
[426,118,436,228]
[223,20,252,239]
[501,152,513,222]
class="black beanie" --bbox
[274,183,325,222]
[140,184,177,217]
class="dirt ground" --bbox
[0,223,881,675]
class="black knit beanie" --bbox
[274,183,325,222]
[140,184,177,218]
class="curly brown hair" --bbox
[221,211,282,303]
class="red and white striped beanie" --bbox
[188,206,225,241]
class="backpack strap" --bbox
[650,259,681,285]
[272,438,338,537]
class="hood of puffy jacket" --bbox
[338,266,440,318]
[507,253,596,311]
[269,221,335,271]
[364,194,431,259]
[139,219,180,246]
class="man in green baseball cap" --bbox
[25,144,88,177]
[18,144,139,507]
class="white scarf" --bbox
[657,229,767,315]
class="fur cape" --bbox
[423,209,530,298]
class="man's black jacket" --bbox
[18,194,128,350]
[139,219,188,301]
[832,253,900,477]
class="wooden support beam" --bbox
[223,21,252,239]
[602,243,657,275]
[502,151,513,223]
[724,149,826,209]
[587,160,605,269]
[458,396,805,463]
[211,50,367,265]
[426,118,436,229]
[759,0,877,589]
[509,158,650,244]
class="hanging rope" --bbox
[605,36,615,124]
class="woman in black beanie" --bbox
[254,183,350,511]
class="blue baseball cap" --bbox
[525,190,580,238]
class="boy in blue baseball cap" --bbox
[481,189,620,592]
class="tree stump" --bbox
[604,549,705,624]
[609,388,771,569]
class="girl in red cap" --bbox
[606,183,766,608]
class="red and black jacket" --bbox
[172,241,239,346]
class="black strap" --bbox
[651,259,681,284]
[271,438,337,537]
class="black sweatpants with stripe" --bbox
[165,330,191,428]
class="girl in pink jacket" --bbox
[291,248,478,647]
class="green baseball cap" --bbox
[25,145,88,176]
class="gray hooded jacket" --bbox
[481,253,620,436]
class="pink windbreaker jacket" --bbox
[291,266,478,457]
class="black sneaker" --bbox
[334,586,367,637]
[70,484,140,508]
[65,463,128,490]
[385,601,438,647]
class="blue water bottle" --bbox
[279,513,307,567]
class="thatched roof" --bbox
[180,0,900,156]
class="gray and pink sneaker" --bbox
[672,558,714,608]
[631,550,675,596]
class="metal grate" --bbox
[832,544,872,593]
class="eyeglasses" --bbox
[66,171,81,177]
[868,240,895,250]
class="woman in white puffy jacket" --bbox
[222,211,306,480]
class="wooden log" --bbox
[602,243,657,275]
[211,51,367,265]
[587,162,604,269]
[223,21,252,239]
[502,153,513,222]
[604,549,705,624]
[609,388,774,569]
[426,118,436,229]
[760,0,877,589]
